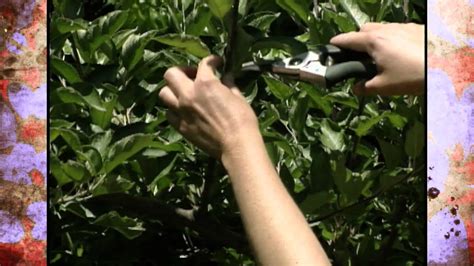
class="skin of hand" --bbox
[159,55,331,265]
[159,55,260,159]
[330,22,425,96]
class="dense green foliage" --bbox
[50,0,426,264]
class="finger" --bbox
[197,55,222,80]
[360,22,385,32]
[330,31,371,53]
[163,67,194,97]
[354,76,388,96]
[352,81,367,96]
[158,86,179,110]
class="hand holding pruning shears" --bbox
[330,22,425,95]
[242,23,425,96]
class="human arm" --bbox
[330,22,425,96]
[159,56,331,265]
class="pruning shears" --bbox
[241,44,377,88]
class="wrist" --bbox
[220,128,265,168]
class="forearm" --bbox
[222,134,331,265]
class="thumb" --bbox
[353,76,387,96]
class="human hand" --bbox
[159,55,260,159]
[330,23,425,96]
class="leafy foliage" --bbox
[50,0,426,265]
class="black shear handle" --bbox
[318,44,377,88]
[318,44,372,64]
[325,61,377,88]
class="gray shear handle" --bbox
[325,61,377,88]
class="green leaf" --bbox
[153,34,210,58]
[377,138,404,169]
[385,112,408,129]
[331,12,357,32]
[350,115,383,137]
[104,134,155,174]
[339,0,371,28]
[56,87,106,111]
[309,145,333,192]
[97,10,129,36]
[55,0,83,19]
[276,0,310,23]
[51,127,82,151]
[92,211,145,240]
[83,90,117,129]
[251,37,308,55]
[50,119,75,129]
[290,94,309,134]
[91,130,113,159]
[245,11,280,32]
[77,146,103,175]
[149,141,185,152]
[320,119,345,152]
[404,121,425,158]
[299,191,331,214]
[62,202,96,219]
[50,156,73,186]
[206,0,232,19]
[149,155,178,189]
[55,17,85,34]
[63,160,91,182]
[265,142,279,167]
[308,15,338,44]
[121,34,144,72]
[263,76,294,100]
[378,168,410,192]
[51,57,82,84]
[93,176,134,196]
[332,157,371,204]
[324,91,358,109]
[300,83,332,116]
[121,30,157,72]
[187,5,213,35]
[56,86,86,106]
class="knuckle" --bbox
[178,122,189,134]
[179,92,195,109]
[195,77,219,89]
[367,32,382,49]
[360,23,371,31]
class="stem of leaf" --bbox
[71,33,85,78]
[346,96,365,168]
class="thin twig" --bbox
[309,165,424,224]
[223,0,240,74]
[313,0,320,19]
[200,0,241,212]
[346,96,365,168]
[71,33,85,78]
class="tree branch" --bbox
[86,193,248,252]
[309,165,424,224]
[200,0,241,212]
